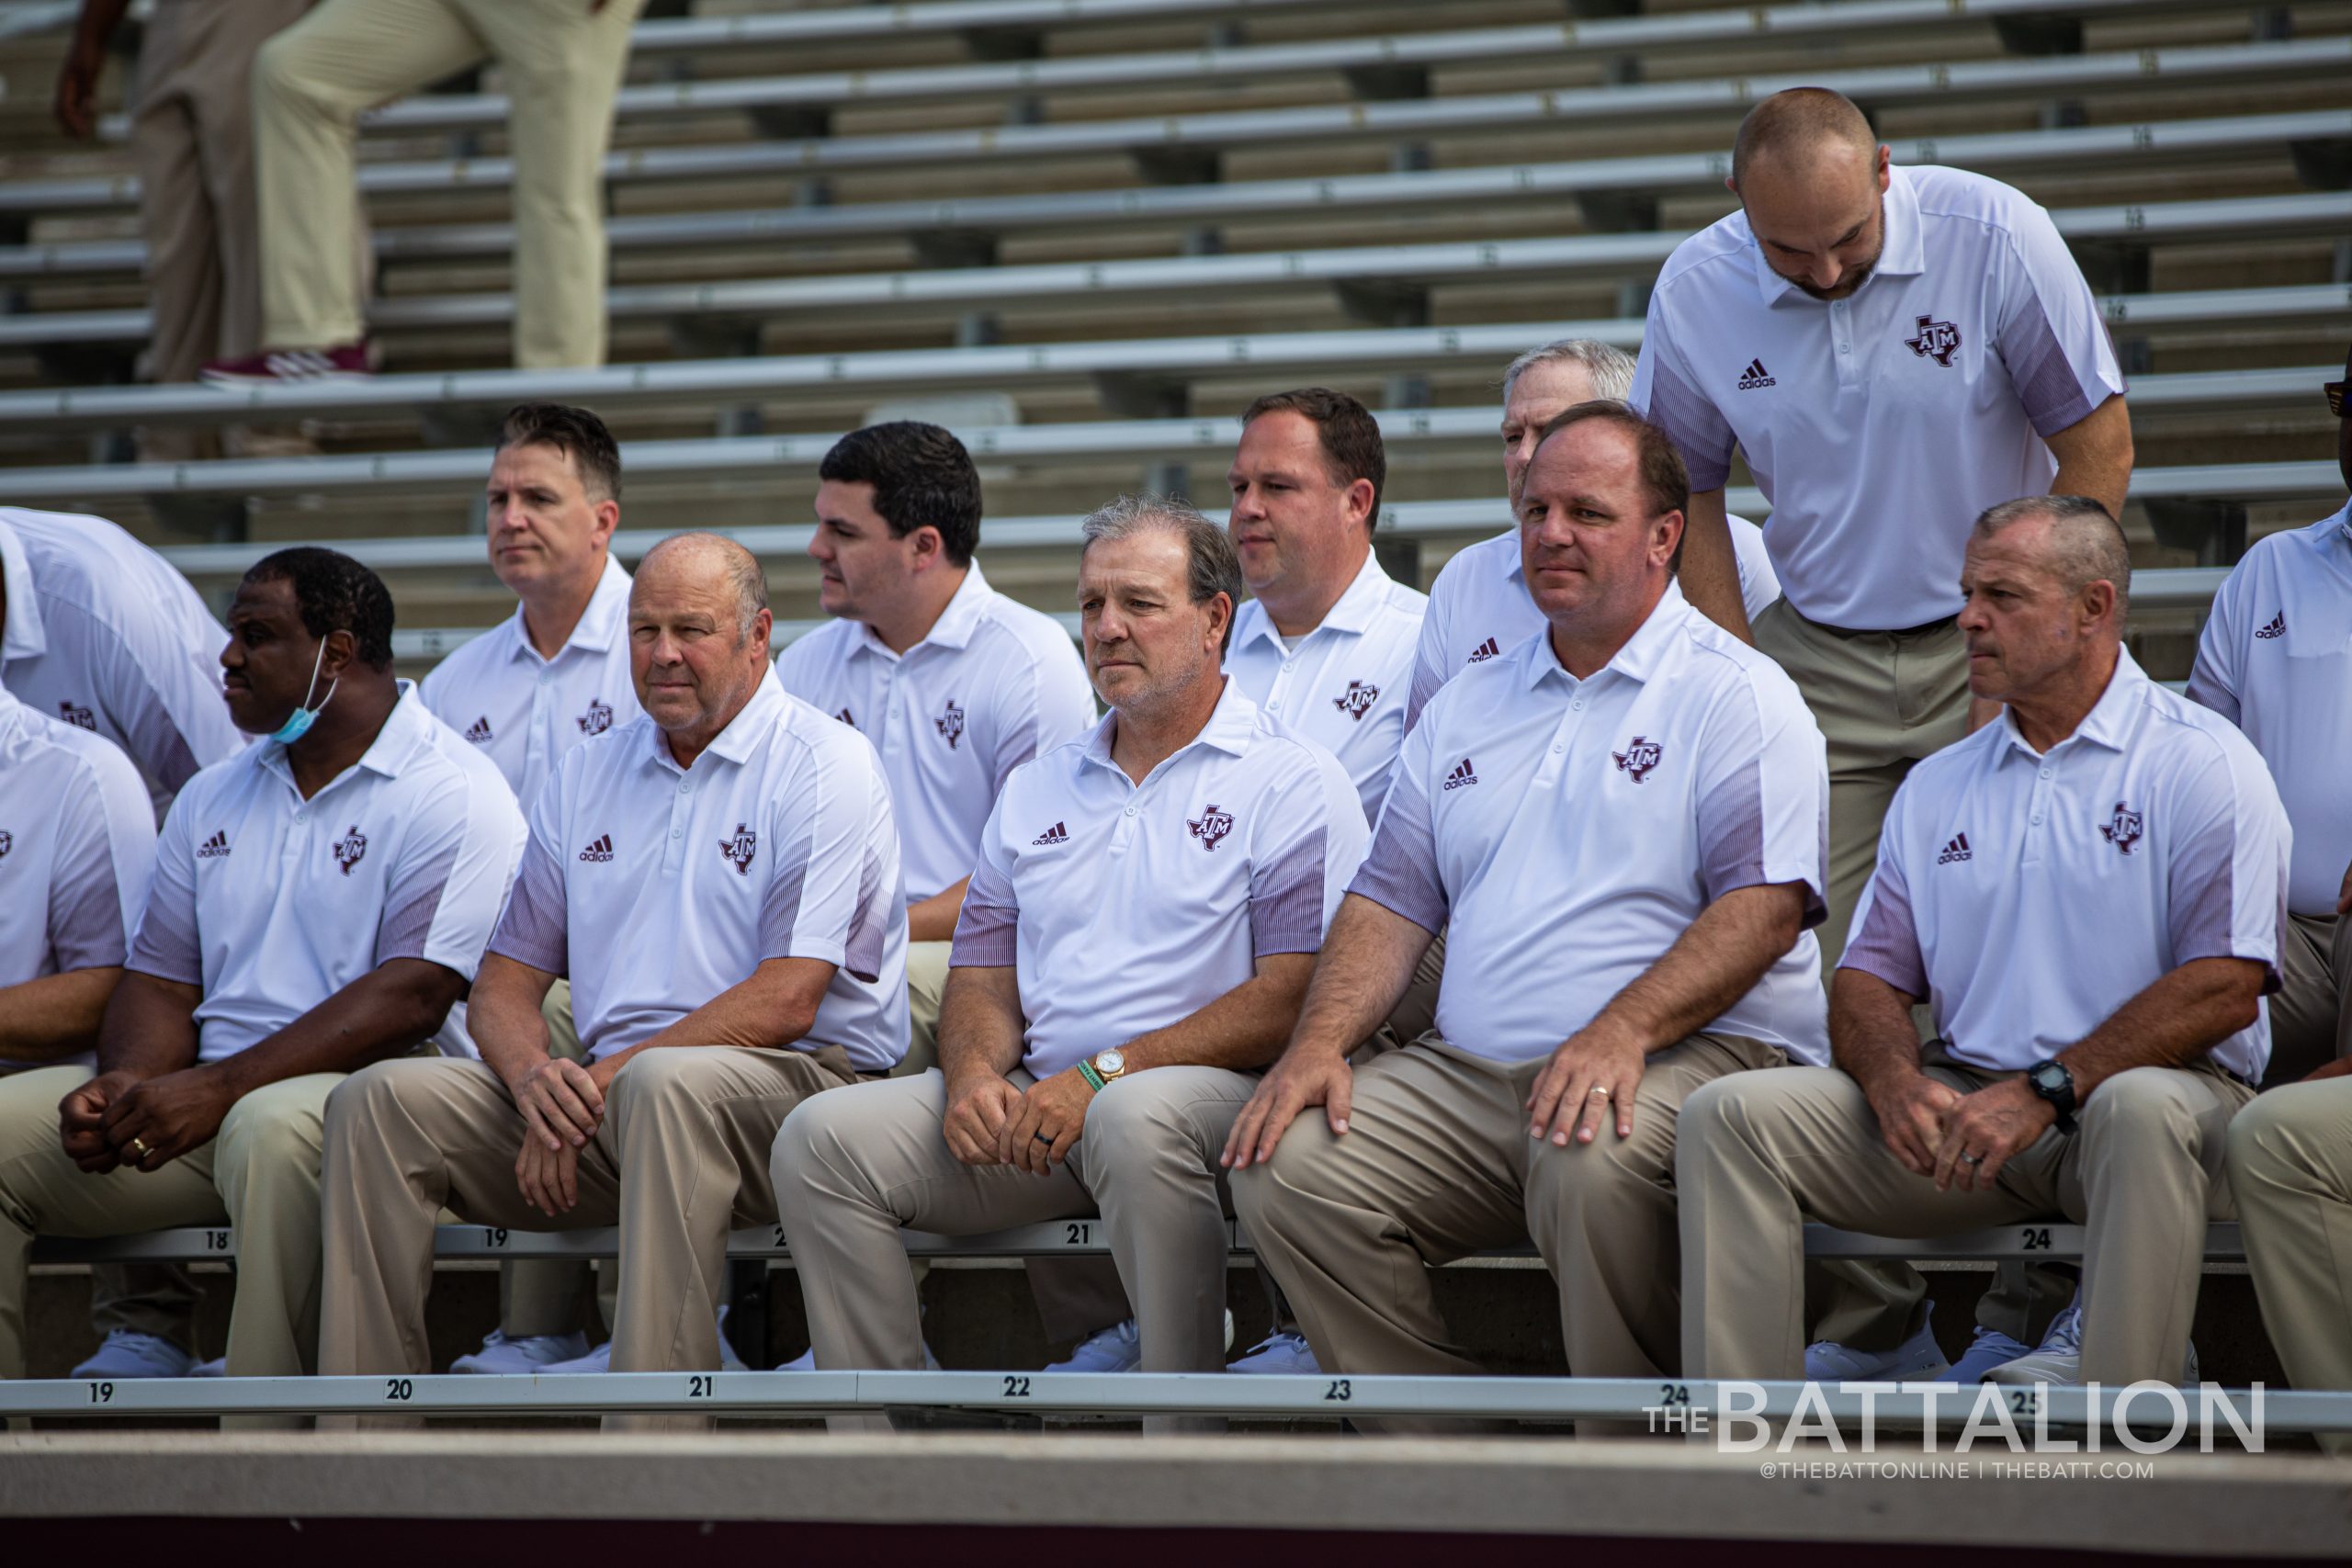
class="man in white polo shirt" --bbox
[1634,87,2132,1378]
[2,506,251,1382]
[773,497,1364,1414]
[1224,387,1425,820]
[1678,498,2286,1390]
[1408,341,1778,726]
[0,547,526,1393]
[778,421,1095,1067]
[0,683,157,1077]
[2186,355,2352,1081]
[419,402,637,1377]
[1225,406,1827,1420]
[319,535,906,1409]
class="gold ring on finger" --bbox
[125,1136,153,1159]
[1589,1087,1611,1100]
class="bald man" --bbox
[1631,87,2132,1379]
[318,534,908,1416]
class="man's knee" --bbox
[770,1084,887,1213]
[1230,1116,1343,1242]
[607,1048,707,1112]
[322,1058,419,1145]
[1085,1076,1215,1165]
[217,1087,326,1178]
[2079,1067,2206,1153]
[2224,1088,2313,1194]
[252,28,334,116]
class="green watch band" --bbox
[1076,1059,1107,1093]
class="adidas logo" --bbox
[2254,612,2285,640]
[1465,637,1502,665]
[463,716,493,743]
[1736,357,1777,390]
[1937,832,1973,865]
[196,830,231,859]
[578,833,615,863]
[1031,821,1069,846]
[1442,757,1479,791]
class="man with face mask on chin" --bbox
[0,548,525,1403]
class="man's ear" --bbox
[318,626,360,679]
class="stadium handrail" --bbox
[6,192,2343,413]
[11,33,2343,215]
[6,107,2339,283]
[1,370,2323,504]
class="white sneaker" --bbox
[190,1357,226,1377]
[1981,1299,2201,1386]
[1804,1303,1951,1382]
[450,1328,591,1376]
[537,1340,612,1375]
[1941,1325,2034,1384]
[1045,1318,1139,1373]
[72,1330,197,1381]
[1227,1330,1320,1375]
[715,1306,750,1373]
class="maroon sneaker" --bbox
[200,341,374,386]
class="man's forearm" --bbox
[2057,956,2265,1098]
[94,972,205,1079]
[2045,394,2133,520]
[0,969,120,1064]
[606,957,831,1066]
[1590,883,1804,1054]
[1678,490,1753,644]
[908,876,972,945]
[938,966,1027,1083]
[204,958,464,1100]
[1830,967,1931,1094]
[1279,895,1435,1063]
[470,958,560,1090]
[1119,952,1316,1074]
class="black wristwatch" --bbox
[2025,1058,2078,1134]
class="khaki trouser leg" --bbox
[0,1067,228,1381]
[2267,912,2351,1087]
[451,0,646,368]
[2229,1079,2352,1456]
[773,1070,1095,1431]
[499,978,597,1339]
[900,942,950,1077]
[127,9,214,465]
[252,0,484,350]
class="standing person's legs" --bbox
[2056,1065,2250,1387]
[457,0,646,368]
[1677,1063,2047,1379]
[2267,912,2350,1086]
[251,0,484,352]
[0,1067,232,1380]
[126,3,214,465]
[2229,1078,2352,1455]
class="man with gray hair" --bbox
[1405,340,1778,726]
[773,496,1366,1412]
[1677,496,2285,1391]
[317,533,908,1413]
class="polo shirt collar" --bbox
[259,679,434,790]
[0,518,44,663]
[1997,648,2149,761]
[1750,163,1927,307]
[643,665,786,773]
[1080,675,1258,777]
[855,565,995,660]
[1235,547,1395,655]
[2325,497,2352,547]
[1518,579,1689,692]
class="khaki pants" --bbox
[319,1044,855,1417]
[2228,1078,2352,1455]
[902,942,950,1077]
[1234,1032,1782,1427]
[0,1066,338,1385]
[1679,1056,2253,1386]
[2267,911,2350,1086]
[252,0,645,367]
[130,0,311,463]
[773,1066,1255,1427]
[497,978,612,1341]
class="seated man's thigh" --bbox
[331,1055,607,1229]
[2066,1063,2250,1216]
[607,1044,855,1222]
[1082,1065,1258,1212]
[1525,1032,1778,1201]
[0,1066,226,1236]
[1253,1044,1526,1258]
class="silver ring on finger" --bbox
[1589,1087,1611,1100]
[1960,1151,1984,1166]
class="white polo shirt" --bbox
[1843,650,2287,1083]
[1227,548,1428,822]
[950,680,1366,1079]
[0,685,157,1067]
[419,554,638,811]
[1357,580,1829,1066]
[1406,515,1781,727]
[1630,164,2125,631]
[128,685,527,1064]
[775,565,1095,903]
[0,507,244,814]
[2186,502,2352,917]
[490,669,909,1072]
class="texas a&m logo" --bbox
[1331,680,1380,723]
[936,698,967,750]
[2098,801,2144,855]
[1905,315,1962,367]
[1612,736,1664,784]
[719,823,759,875]
[1188,803,1235,852]
[577,698,615,736]
[58,701,96,731]
[332,825,368,875]
[0,829,12,861]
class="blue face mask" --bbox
[269,637,340,746]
